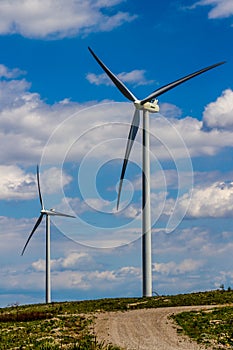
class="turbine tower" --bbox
[88,46,225,297]
[21,165,75,303]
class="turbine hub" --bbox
[134,100,159,113]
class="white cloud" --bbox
[153,259,203,275]
[203,89,233,130]
[0,75,98,165]
[0,165,72,200]
[1,69,233,168]
[174,181,233,218]
[84,197,113,212]
[117,266,141,277]
[151,113,233,159]
[1,218,233,304]
[86,69,154,87]
[213,270,233,289]
[65,197,114,216]
[118,70,155,86]
[32,252,92,272]
[40,167,72,195]
[0,0,136,39]
[66,194,144,221]
[118,203,141,219]
[0,79,32,111]
[31,259,45,272]
[0,166,36,200]
[191,0,233,19]
[31,254,141,291]
[159,103,182,119]
[61,252,90,268]
[1,67,233,226]
[50,265,141,292]
[0,64,25,79]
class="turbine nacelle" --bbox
[134,99,159,113]
[21,165,75,256]
[41,209,48,215]
[40,208,57,216]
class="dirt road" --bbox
[94,305,215,350]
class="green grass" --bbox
[0,304,121,349]
[171,306,233,349]
[1,289,233,349]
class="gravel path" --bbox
[94,305,216,350]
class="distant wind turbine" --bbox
[89,46,225,297]
[21,165,75,303]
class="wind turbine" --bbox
[21,165,75,303]
[88,46,225,297]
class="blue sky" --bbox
[0,0,233,307]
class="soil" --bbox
[93,305,216,350]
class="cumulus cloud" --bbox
[118,204,141,219]
[153,259,203,275]
[0,79,33,111]
[0,0,137,39]
[174,181,233,218]
[66,194,140,221]
[151,114,233,158]
[0,166,36,200]
[1,68,233,168]
[1,218,233,304]
[31,251,141,291]
[86,69,155,87]
[55,266,138,292]
[0,64,25,79]
[191,0,233,19]
[40,167,72,195]
[1,64,233,229]
[159,103,182,119]
[50,265,141,292]
[203,89,233,130]
[0,73,101,165]
[116,266,141,278]
[0,165,72,201]
[65,197,114,216]
[32,252,92,272]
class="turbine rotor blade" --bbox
[46,209,76,218]
[21,213,44,256]
[37,165,44,210]
[88,47,137,102]
[117,109,140,209]
[141,61,226,105]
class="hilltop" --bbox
[0,290,233,349]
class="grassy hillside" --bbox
[171,306,233,349]
[1,289,233,349]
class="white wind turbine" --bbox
[21,165,75,303]
[89,47,225,297]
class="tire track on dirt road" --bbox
[94,305,217,350]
